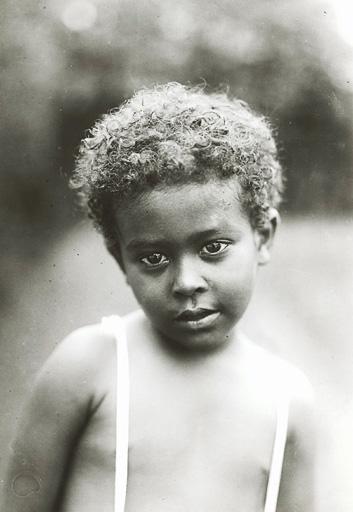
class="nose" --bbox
[171,256,208,297]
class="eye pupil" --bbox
[148,253,162,264]
[206,242,221,253]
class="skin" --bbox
[117,181,272,352]
[1,180,316,512]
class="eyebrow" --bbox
[125,238,167,253]
[125,227,240,253]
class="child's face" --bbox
[116,181,273,350]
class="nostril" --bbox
[172,278,207,296]
[171,258,208,296]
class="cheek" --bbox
[215,250,258,299]
[126,271,166,311]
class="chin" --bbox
[159,325,233,353]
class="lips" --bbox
[174,308,220,330]
[176,308,216,321]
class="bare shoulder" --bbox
[242,337,315,428]
[244,337,314,393]
[50,322,116,372]
[34,322,116,408]
[1,323,117,511]
[262,348,315,434]
[241,338,316,511]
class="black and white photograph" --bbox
[1,1,352,511]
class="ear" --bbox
[256,208,280,265]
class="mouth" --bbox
[175,308,220,329]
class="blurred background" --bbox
[1,0,352,509]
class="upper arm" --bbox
[1,325,107,512]
[277,369,317,512]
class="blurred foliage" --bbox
[1,0,352,262]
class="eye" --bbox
[201,241,230,256]
[140,252,169,268]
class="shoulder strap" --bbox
[101,316,129,512]
[264,393,289,512]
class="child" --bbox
[2,83,315,512]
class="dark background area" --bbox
[1,0,352,509]
[1,0,352,271]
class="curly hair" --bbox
[71,82,283,262]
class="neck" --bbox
[152,323,243,363]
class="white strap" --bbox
[101,316,129,512]
[264,395,289,512]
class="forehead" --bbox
[116,181,250,243]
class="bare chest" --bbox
[64,330,278,512]
[127,357,276,511]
